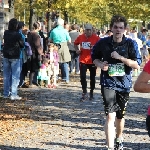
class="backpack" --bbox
[25,42,32,56]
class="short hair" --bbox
[8,18,18,30]
[17,21,25,30]
[33,22,40,29]
[142,29,148,33]
[48,42,54,47]
[43,58,49,64]
[57,18,64,26]
[106,30,112,34]
[110,15,127,28]
[71,24,77,30]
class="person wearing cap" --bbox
[49,18,71,83]
[92,14,141,150]
[74,23,100,101]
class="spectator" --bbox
[49,18,71,83]
[64,23,70,32]
[38,22,47,53]
[74,23,100,101]
[68,24,80,74]
[17,21,26,88]
[3,18,24,100]
[45,42,59,88]
[146,36,150,56]
[37,58,49,87]
[130,31,143,76]
[27,22,43,88]
[139,29,149,64]
[105,30,113,37]
[100,29,106,38]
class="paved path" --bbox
[0,72,150,150]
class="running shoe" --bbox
[114,138,123,150]
[80,93,88,102]
[89,90,94,100]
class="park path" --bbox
[0,71,150,150]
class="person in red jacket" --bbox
[134,60,150,138]
[74,23,100,101]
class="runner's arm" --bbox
[119,56,140,69]
[134,71,150,93]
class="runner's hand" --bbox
[100,61,109,71]
[111,51,122,60]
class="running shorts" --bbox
[101,86,129,119]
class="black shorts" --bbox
[101,87,129,119]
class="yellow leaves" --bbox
[65,3,70,9]
[13,0,150,27]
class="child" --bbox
[37,58,49,87]
[45,43,59,88]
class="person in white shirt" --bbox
[130,31,142,76]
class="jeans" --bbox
[60,62,69,82]
[3,58,20,97]
[19,58,24,87]
[69,50,79,73]
[32,70,38,84]
[80,63,96,93]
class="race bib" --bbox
[81,42,91,49]
[108,63,125,76]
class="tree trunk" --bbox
[142,21,146,27]
[64,11,68,24]
[29,0,37,30]
[8,0,14,19]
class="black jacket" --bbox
[3,30,24,59]
[92,35,142,92]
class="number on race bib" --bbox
[108,63,125,76]
[81,42,91,49]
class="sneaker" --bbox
[80,93,88,102]
[65,81,69,84]
[28,84,38,88]
[10,95,22,100]
[3,96,9,99]
[89,90,94,100]
[18,83,28,88]
[70,71,75,75]
[114,138,123,150]
[75,71,80,75]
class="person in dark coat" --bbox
[3,18,24,100]
[27,22,43,88]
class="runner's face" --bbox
[85,29,92,37]
[111,22,125,39]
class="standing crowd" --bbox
[2,14,150,150]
